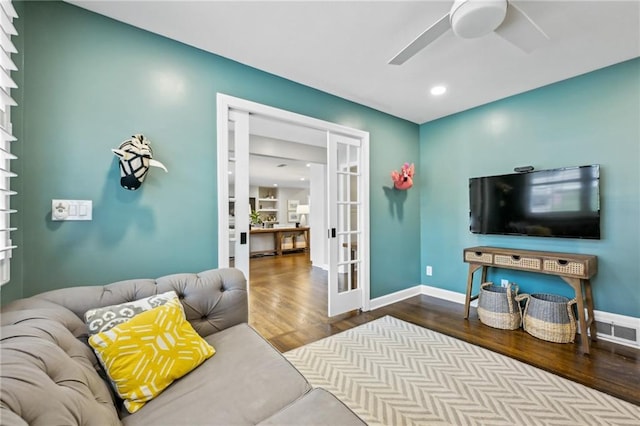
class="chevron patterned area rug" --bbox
[284,316,640,425]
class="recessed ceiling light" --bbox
[300,177,305,181]
[273,183,278,187]
[430,85,447,96]
[306,163,311,167]
[228,171,233,175]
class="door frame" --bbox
[216,93,370,313]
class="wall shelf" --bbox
[257,187,279,224]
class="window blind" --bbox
[0,0,17,285]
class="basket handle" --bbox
[506,283,519,314]
[515,294,530,325]
[481,282,493,289]
[566,298,578,323]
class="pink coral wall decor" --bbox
[391,162,415,190]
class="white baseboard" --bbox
[311,263,328,271]
[593,309,640,330]
[421,284,480,307]
[420,285,468,305]
[368,285,424,310]
[369,284,639,349]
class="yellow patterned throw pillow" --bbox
[88,298,215,413]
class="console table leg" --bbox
[276,231,283,256]
[562,277,590,354]
[464,264,483,319]
[584,279,598,342]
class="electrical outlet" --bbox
[426,265,433,276]
[501,279,509,287]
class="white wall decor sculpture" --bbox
[112,134,168,190]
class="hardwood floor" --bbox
[248,253,640,406]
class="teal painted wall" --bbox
[419,58,640,317]
[3,1,420,301]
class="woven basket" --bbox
[517,293,577,343]
[477,282,522,330]
[281,236,294,250]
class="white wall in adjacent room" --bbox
[309,164,327,269]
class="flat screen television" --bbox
[469,165,601,239]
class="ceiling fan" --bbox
[389,0,549,65]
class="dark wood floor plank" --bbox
[248,253,640,405]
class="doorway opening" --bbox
[217,94,370,323]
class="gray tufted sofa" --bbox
[0,268,365,425]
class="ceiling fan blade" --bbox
[495,2,549,53]
[389,13,451,65]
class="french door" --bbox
[327,133,366,316]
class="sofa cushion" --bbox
[89,298,215,413]
[84,290,178,334]
[0,307,121,425]
[257,388,366,425]
[122,323,313,426]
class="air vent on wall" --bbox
[596,321,637,341]
[593,319,639,349]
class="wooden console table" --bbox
[250,227,309,256]
[463,246,598,354]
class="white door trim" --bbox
[216,93,371,313]
[229,109,251,283]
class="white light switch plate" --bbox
[52,200,92,221]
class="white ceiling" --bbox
[68,0,639,189]
[245,155,312,189]
[69,0,640,124]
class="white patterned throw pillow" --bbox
[84,291,179,335]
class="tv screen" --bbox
[469,165,601,239]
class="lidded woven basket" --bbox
[517,293,577,343]
[477,282,522,330]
